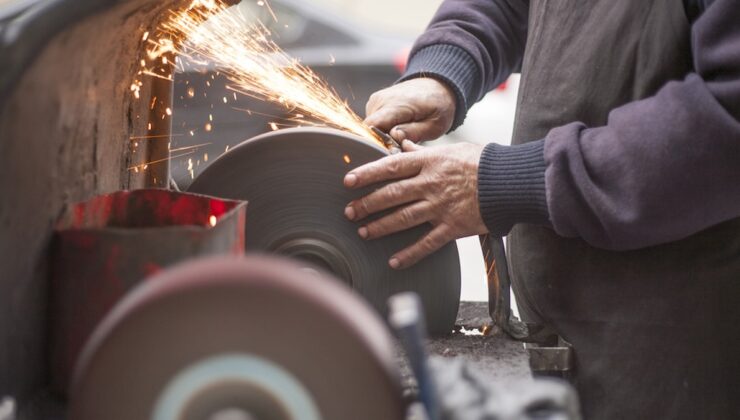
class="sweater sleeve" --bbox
[544,0,740,250]
[398,0,530,130]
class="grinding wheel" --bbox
[187,127,461,334]
[69,256,405,420]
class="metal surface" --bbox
[525,343,574,379]
[69,255,405,420]
[50,189,247,395]
[0,0,187,401]
[0,397,15,420]
[187,127,461,335]
[371,126,402,153]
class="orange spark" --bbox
[169,142,211,152]
[147,0,384,147]
[128,151,195,171]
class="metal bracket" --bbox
[0,397,15,420]
[525,339,575,380]
[479,234,547,342]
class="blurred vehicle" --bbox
[171,0,413,187]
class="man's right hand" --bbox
[364,78,457,143]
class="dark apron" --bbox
[509,1,740,418]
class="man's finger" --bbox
[401,139,423,152]
[391,121,440,143]
[344,153,422,189]
[360,201,433,240]
[346,178,424,221]
[364,104,415,133]
[389,224,452,269]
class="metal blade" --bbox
[187,127,461,335]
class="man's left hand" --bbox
[344,140,488,269]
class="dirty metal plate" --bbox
[187,127,461,335]
[69,256,405,420]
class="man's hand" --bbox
[344,141,487,269]
[364,78,457,143]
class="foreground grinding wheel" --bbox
[188,127,461,334]
[70,256,405,420]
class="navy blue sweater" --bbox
[401,0,740,250]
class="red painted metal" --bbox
[49,189,247,395]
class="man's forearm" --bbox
[399,0,529,130]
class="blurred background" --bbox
[170,0,521,302]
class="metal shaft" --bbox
[388,292,439,420]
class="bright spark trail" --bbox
[146,0,384,147]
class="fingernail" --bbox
[393,128,406,140]
[389,257,400,269]
[344,173,357,187]
[344,206,355,220]
[358,226,368,239]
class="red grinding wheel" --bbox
[69,256,405,420]
[188,127,461,335]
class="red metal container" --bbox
[49,189,247,395]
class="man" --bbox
[343,0,740,418]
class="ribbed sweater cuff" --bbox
[398,44,480,131]
[478,140,551,237]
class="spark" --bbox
[128,150,195,171]
[142,70,174,82]
[204,122,213,131]
[148,0,383,147]
[459,326,484,337]
[209,215,218,227]
[170,142,211,152]
[187,87,196,97]
[343,154,351,164]
[165,107,172,116]
[129,134,183,140]
[130,83,141,99]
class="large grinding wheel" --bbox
[188,127,461,334]
[69,256,405,420]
